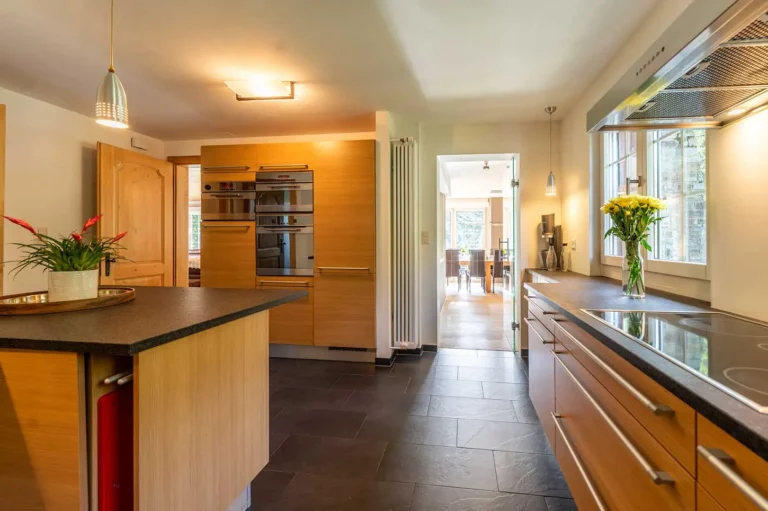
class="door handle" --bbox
[258,164,309,170]
[104,254,117,277]
[209,193,245,198]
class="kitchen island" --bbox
[0,286,306,511]
[522,270,768,511]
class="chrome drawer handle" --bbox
[203,165,251,171]
[258,164,309,170]
[524,318,554,345]
[259,281,310,287]
[698,446,768,510]
[317,267,371,273]
[552,321,674,417]
[525,295,557,315]
[553,350,675,485]
[552,412,608,511]
[103,371,132,385]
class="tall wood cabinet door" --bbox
[256,142,316,170]
[200,221,256,288]
[314,140,376,272]
[201,144,259,171]
[314,272,375,348]
[525,314,556,445]
[98,142,174,286]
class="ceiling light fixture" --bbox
[545,106,557,197]
[727,107,747,116]
[225,80,295,101]
[95,0,129,129]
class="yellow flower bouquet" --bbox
[600,195,666,298]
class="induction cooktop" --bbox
[582,310,768,414]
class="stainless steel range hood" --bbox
[588,0,768,132]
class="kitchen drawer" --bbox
[526,295,557,334]
[200,221,256,289]
[553,402,605,511]
[698,484,726,511]
[525,314,555,344]
[554,347,695,510]
[266,288,314,346]
[697,415,768,511]
[525,314,558,446]
[553,319,696,475]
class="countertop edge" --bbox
[523,270,768,463]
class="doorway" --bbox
[437,154,519,352]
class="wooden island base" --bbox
[0,311,270,511]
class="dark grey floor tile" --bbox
[271,408,367,438]
[429,396,518,422]
[482,382,529,400]
[270,406,284,420]
[376,443,498,491]
[406,378,484,398]
[396,352,438,365]
[391,363,458,380]
[267,435,387,478]
[254,473,414,511]
[270,432,289,456]
[513,398,541,424]
[458,366,527,383]
[457,420,551,453]
[411,484,548,510]
[251,471,296,511]
[546,497,579,511]
[494,452,571,498]
[437,348,478,357]
[298,359,382,375]
[270,371,343,389]
[476,350,519,358]
[270,387,352,411]
[270,358,303,372]
[342,390,430,416]
[438,355,525,369]
[357,412,457,447]
[333,374,411,394]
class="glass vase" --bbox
[622,241,645,299]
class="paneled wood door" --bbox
[98,143,174,286]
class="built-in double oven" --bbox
[255,170,314,276]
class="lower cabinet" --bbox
[553,406,604,511]
[200,221,256,288]
[525,312,556,446]
[257,278,314,346]
[697,485,726,511]
[314,271,375,348]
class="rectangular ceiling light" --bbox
[225,80,295,101]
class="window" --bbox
[600,130,708,278]
[454,210,485,250]
[188,165,202,252]
[602,132,638,257]
[648,129,707,264]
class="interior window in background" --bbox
[648,129,707,264]
[455,210,485,250]
[188,165,202,252]
[602,131,638,257]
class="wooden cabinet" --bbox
[314,272,375,348]
[257,277,314,346]
[697,415,768,510]
[698,485,726,511]
[314,140,376,271]
[201,144,260,171]
[524,303,557,445]
[200,221,256,288]
[256,142,316,169]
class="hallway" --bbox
[439,284,514,351]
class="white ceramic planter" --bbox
[47,269,100,302]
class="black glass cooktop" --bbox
[583,310,768,413]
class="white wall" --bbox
[709,108,768,322]
[0,87,165,294]
[559,0,692,276]
[420,121,561,345]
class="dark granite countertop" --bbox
[0,286,306,356]
[524,269,768,462]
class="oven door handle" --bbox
[261,228,302,233]
[267,185,301,189]
[208,193,245,198]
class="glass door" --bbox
[503,157,519,351]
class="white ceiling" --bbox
[443,160,512,199]
[0,0,660,140]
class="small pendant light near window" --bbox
[545,106,557,196]
[95,0,129,129]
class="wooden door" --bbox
[98,143,174,286]
[314,140,376,271]
[0,105,5,294]
[200,221,256,288]
[314,272,375,348]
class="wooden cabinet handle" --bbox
[552,320,674,417]
[698,446,768,510]
[552,412,608,511]
[552,350,675,485]
[523,318,554,345]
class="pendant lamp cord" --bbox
[109,0,115,72]
[548,110,552,174]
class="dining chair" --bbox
[492,249,506,293]
[468,249,486,294]
[445,249,460,290]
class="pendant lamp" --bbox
[545,106,557,196]
[96,0,129,129]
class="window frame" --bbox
[599,130,710,281]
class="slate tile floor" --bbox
[252,349,577,510]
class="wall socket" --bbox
[571,239,577,250]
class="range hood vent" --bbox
[589,0,768,132]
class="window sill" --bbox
[601,253,708,281]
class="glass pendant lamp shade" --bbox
[546,171,556,196]
[96,70,129,128]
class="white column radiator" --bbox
[391,137,420,350]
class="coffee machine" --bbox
[539,214,564,270]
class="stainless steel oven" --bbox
[255,171,313,214]
[202,179,257,221]
[256,214,314,276]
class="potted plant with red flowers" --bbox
[4,215,127,302]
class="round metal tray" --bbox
[0,287,135,315]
